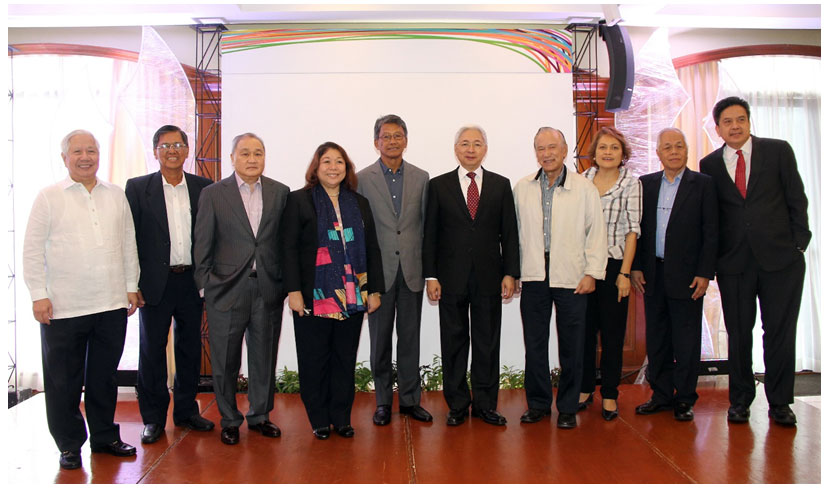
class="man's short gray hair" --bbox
[656,127,687,147]
[61,129,99,155]
[374,114,408,140]
[534,127,567,147]
[454,125,488,146]
[231,132,266,154]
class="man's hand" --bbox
[630,271,646,294]
[33,298,53,325]
[501,275,516,299]
[689,276,710,300]
[615,274,631,302]
[127,292,140,317]
[367,293,381,314]
[574,275,596,294]
[136,290,146,308]
[288,291,306,317]
[426,280,442,301]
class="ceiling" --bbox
[7,3,822,29]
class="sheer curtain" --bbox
[714,55,821,373]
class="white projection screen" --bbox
[221,28,575,373]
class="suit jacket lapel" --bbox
[368,160,397,218]
[670,169,694,220]
[147,172,170,237]
[745,136,762,198]
[448,167,472,221]
[259,177,275,235]
[222,175,255,238]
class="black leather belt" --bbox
[249,270,258,278]
[170,265,192,273]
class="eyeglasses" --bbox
[380,133,406,142]
[157,142,188,150]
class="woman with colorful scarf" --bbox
[282,141,384,440]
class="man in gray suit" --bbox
[357,115,433,425]
[194,133,290,445]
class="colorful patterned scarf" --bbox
[311,185,369,320]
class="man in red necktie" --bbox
[700,96,810,427]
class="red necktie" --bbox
[735,149,747,198]
[467,172,479,219]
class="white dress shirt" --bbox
[23,177,139,319]
[162,173,192,266]
[722,136,753,185]
[457,165,484,203]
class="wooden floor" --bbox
[7,382,820,484]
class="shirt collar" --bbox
[379,158,404,175]
[161,172,188,188]
[534,165,567,187]
[61,176,99,191]
[724,136,753,158]
[234,172,261,189]
[661,167,686,183]
[459,165,483,179]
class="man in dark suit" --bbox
[699,97,810,426]
[423,125,520,426]
[631,128,718,422]
[357,115,432,426]
[194,133,290,444]
[125,125,215,444]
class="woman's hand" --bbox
[288,291,306,317]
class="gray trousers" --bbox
[206,276,283,428]
[368,265,424,407]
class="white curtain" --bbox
[713,55,821,373]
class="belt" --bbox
[169,265,192,274]
[249,270,258,278]
[656,257,665,264]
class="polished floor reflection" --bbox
[7,383,820,484]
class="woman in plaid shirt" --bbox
[578,127,642,421]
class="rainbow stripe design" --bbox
[221,28,572,73]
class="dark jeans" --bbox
[41,308,128,452]
[582,258,629,400]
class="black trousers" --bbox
[137,269,204,425]
[643,260,703,405]
[521,272,587,414]
[582,258,629,400]
[368,264,424,408]
[40,308,127,452]
[717,251,805,407]
[439,268,502,412]
[294,312,363,429]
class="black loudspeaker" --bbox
[599,24,634,112]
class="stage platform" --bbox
[7,382,820,484]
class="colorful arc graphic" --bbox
[221,28,573,74]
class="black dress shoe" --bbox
[472,408,507,426]
[373,405,391,426]
[674,402,694,421]
[577,393,594,412]
[313,427,331,440]
[520,408,550,423]
[91,440,137,457]
[221,426,240,445]
[141,423,164,444]
[59,450,82,470]
[602,400,619,421]
[727,404,750,423]
[446,408,469,426]
[175,414,215,432]
[400,405,433,422]
[635,399,673,415]
[557,412,577,429]
[248,420,281,438]
[768,405,797,426]
[334,425,355,437]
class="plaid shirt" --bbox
[583,166,642,260]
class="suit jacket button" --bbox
[397,231,401,235]
[395,251,400,255]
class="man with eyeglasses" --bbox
[125,125,215,444]
[356,114,432,426]
[423,125,519,427]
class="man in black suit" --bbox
[423,125,520,426]
[631,128,718,422]
[700,97,810,426]
[194,133,290,444]
[125,125,215,444]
